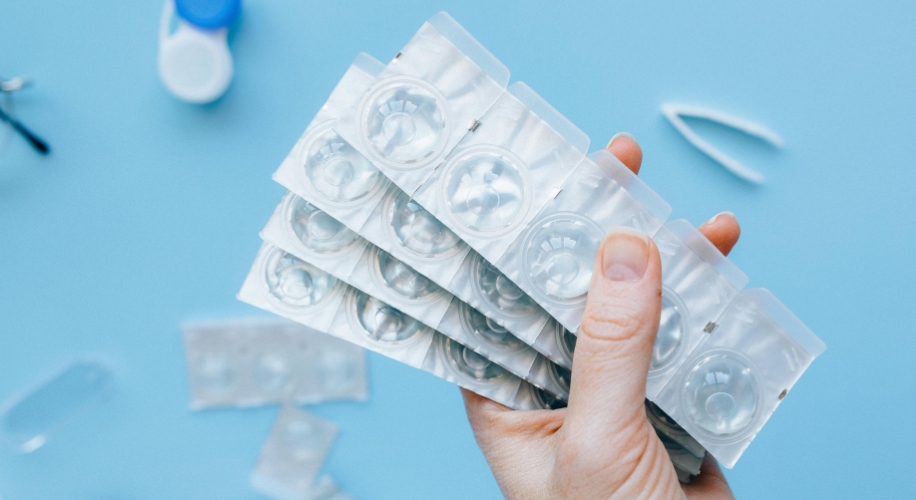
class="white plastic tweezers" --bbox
[661,104,785,184]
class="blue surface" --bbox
[175,0,242,30]
[1,1,914,498]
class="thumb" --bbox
[564,227,662,444]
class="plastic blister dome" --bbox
[458,302,525,350]
[373,248,440,300]
[254,353,294,397]
[558,323,577,360]
[472,255,537,315]
[651,290,691,374]
[265,249,339,307]
[303,127,384,204]
[387,191,463,258]
[442,337,507,381]
[681,351,760,440]
[353,293,422,343]
[522,212,604,302]
[287,197,359,254]
[359,76,449,168]
[441,146,531,234]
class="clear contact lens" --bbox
[458,302,525,350]
[303,127,383,203]
[650,290,690,374]
[374,248,440,299]
[523,213,604,303]
[441,147,530,234]
[354,292,422,343]
[288,197,359,253]
[472,255,536,315]
[444,337,507,381]
[359,76,449,167]
[682,352,760,440]
[265,249,338,307]
[557,323,577,360]
[388,191,463,259]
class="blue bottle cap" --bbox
[175,0,241,30]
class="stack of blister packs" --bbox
[183,318,362,499]
[238,11,826,480]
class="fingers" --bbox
[607,133,643,175]
[683,455,735,500]
[564,228,663,443]
[697,212,741,256]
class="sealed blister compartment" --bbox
[421,332,524,409]
[653,288,826,468]
[513,380,568,411]
[260,192,370,282]
[359,184,472,287]
[413,81,589,262]
[238,242,347,333]
[335,12,510,194]
[346,245,454,329]
[273,53,391,231]
[645,399,707,459]
[250,405,338,500]
[531,318,577,370]
[646,220,749,400]
[496,149,672,332]
[447,233,551,346]
[329,288,437,369]
[182,318,368,409]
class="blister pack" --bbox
[411,81,589,261]
[335,12,510,195]
[182,318,368,409]
[250,405,338,500]
[495,149,671,332]
[646,219,749,400]
[652,288,826,468]
[645,400,707,461]
[530,319,577,370]
[259,192,569,396]
[273,53,390,232]
[512,379,569,411]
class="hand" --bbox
[461,135,739,500]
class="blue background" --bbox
[1,1,914,498]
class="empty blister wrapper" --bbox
[182,318,368,409]
[250,405,338,500]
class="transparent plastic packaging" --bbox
[496,149,672,332]
[653,288,826,468]
[0,357,113,453]
[447,252,551,347]
[273,53,391,232]
[259,193,568,394]
[530,319,576,370]
[182,318,368,409]
[412,81,589,261]
[250,405,338,500]
[646,220,749,400]
[645,400,707,459]
[420,333,524,407]
[335,12,510,195]
[238,242,348,333]
[512,380,568,411]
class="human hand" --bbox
[461,135,739,500]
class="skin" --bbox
[461,135,739,500]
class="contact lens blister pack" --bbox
[495,149,671,332]
[512,379,569,411]
[250,405,339,500]
[273,54,391,232]
[645,400,707,461]
[182,318,368,409]
[646,219,749,400]
[411,81,589,262]
[334,12,510,195]
[530,319,577,370]
[259,191,568,396]
[652,288,826,468]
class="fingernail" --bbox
[606,132,636,149]
[704,211,736,226]
[602,228,649,282]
